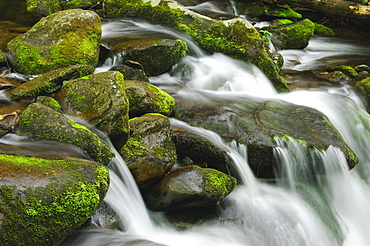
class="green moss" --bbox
[275,19,293,25]
[122,138,148,156]
[314,23,335,37]
[0,155,109,245]
[328,65,358,78]
[203,167,237,197]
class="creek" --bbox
[2,2,370,246]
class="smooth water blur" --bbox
[58,17,370,246]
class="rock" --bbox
[110,65,150,82]
[103,38,187,76]
[323,71,352,83]
[6,64,92,100]
[0,154,109,246]
[327,65,358,78]
[170,128,231,173]
[124,80,176,118]
[246,2,302,19]
[351,77,370,106]
[34,96,62,112]
[7,9,101,75]
[26,0,61,15]
[175,94,358,178]
[313,23,335,37]
[119,113,177,189]
[61,71,130,149]
[18,102,115,165]
[146,165,237,211]
[264,19,315,50]
[60,0,101,10]
[104,0,289,92]
[355,64,370,73]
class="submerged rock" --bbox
[18,102,114,165]
[119,113,177,189]
[146,165,237,211]
[7,9,101,75]
[176,94,358,178]
[6,64,92,100]
[124,80,176,118]
[61,71,130,149]
[0,154,109,246]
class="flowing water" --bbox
[2,4,370,245]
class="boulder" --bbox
[103,38,187,76]
[264,19,315,50]
[26,0,61,15]
[104,0,289,92]
[124,80,176,118]
[246,2,302,19]
[119,113,177,189]
[18,102,115,165]
[175,94,358,178]
[6,64,92,100]
[0,154,109,246]
[7,9,101,75]
[110,65,150,82]
[146,165,237,211]
[61,71,130,149]
[170,128,231,173]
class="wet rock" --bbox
[176,94,358,178]
[264,19,315,50]
[0,154,109,246]
[119,114,177,189]
[61,71,130,149]
[6,64,92,100]
[323,71,352,83]
[110,65,150,82]
[146,165,237,211]
[26,0,61,15]
[104,0,289,92]
[351,77,370,106]
[18,102,115,165]
[170,128,231,173]
[104,38,187,76]
[124,80,176,118]
[355,64,370,73]
[327,65,358,78]
[7,9,101,75]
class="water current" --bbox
[2,3,370,246]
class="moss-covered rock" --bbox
[351,77,370,105]
[60,0,101,10]
[175,94,358,178]
[327,65,358,78]
[109,65,150,82]
[104,38,187,76]
[246,2,302,19]
[26,0,61,15]
[119,113,177,189]
[104,0,288,92]
[61,71,130,149]
[146,165,236,211]
[6,64,92,100]
[34,96,62,112]
[18,102,114,165]
[0,154,109,246]
[265,19,315,50]
[7,9,101,75]
[314,23,335,37]
[124,80,176,118]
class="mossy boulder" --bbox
[7,9,101,75]
[18,102,115,165]
[327,65,358,78]
[103,38,187,76]
[314,23,335,37]
[61,71,130,149]
[171,128,231,173]
[104,0,288,92]
[351,77,370,106]
[124,80,176,118]
[26,0,61,15]
[60,0,101,10]
[6,64,92,100]
[246,2,302,19]
[146,165,236,211]
[264,19,315,50]
[119,113,177,189]
[0,154,109,246]
[175,94,358,178]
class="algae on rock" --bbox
[7,9,101,75]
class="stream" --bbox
[2,1,370,246]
